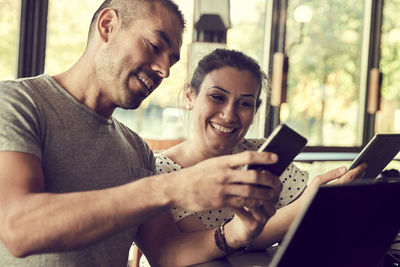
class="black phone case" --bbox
[247,124,307,176]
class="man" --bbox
[0,0,282,266]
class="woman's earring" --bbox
[185,104,192,111]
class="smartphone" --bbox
[348,134,400,179]
[246,124,308,176]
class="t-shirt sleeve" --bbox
[143,139,156,176]
[148,150,156,176]
[0,81,42,160]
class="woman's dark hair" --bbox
[189,48,270,107]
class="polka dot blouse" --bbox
[155,138,309,229]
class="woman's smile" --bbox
[209,121,237,134]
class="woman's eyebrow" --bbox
[209,86,230,94]
[209,86,255,98]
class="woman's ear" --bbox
[185,84,195,105]
[97,8,120,42]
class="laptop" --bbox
[268,179,400,267]
[190,179,400,267]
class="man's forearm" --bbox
[1,174,173,257]
[1,150,285,258]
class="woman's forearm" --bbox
[137,213,227,267]
[250,200,300,249]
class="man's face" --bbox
[96,2,183,110]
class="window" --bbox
[283,0,365,147]
[228,0,268,137]
[228,0,267,64]
[6,0,400,168]
[377,0,400,134]
[0,0,20,80]
[45,0,103,75]
[263,0,399,177]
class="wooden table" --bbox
[188,249,276,267]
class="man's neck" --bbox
[52,54,115,118]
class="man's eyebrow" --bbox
[156,30,171,47]
[155,30,180,63]
[211,86,255,98]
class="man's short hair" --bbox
[87,0,185,41]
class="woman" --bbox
[135,49,365,267]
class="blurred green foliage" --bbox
[0,0,20,80]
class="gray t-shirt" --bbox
[0,74,155,266]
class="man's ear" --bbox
[97,8,120,42]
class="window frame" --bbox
[17,0,48,78]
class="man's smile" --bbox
[137,75,153,96]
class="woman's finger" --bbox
[337,163,367,184]
[313,166,347,185]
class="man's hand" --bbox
[168,151,283,212]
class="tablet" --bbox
[349,134,400,179]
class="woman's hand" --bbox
[223,195,279,249]
[296,163,367,210]
[225,207,276,248]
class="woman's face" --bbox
[187,66,260,155]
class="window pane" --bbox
[45,0,103,75]
[376,0,400,134]
[283,0,365,146]
[228,0,267,138]
[228,0,266,66]
[0,0,20,80]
